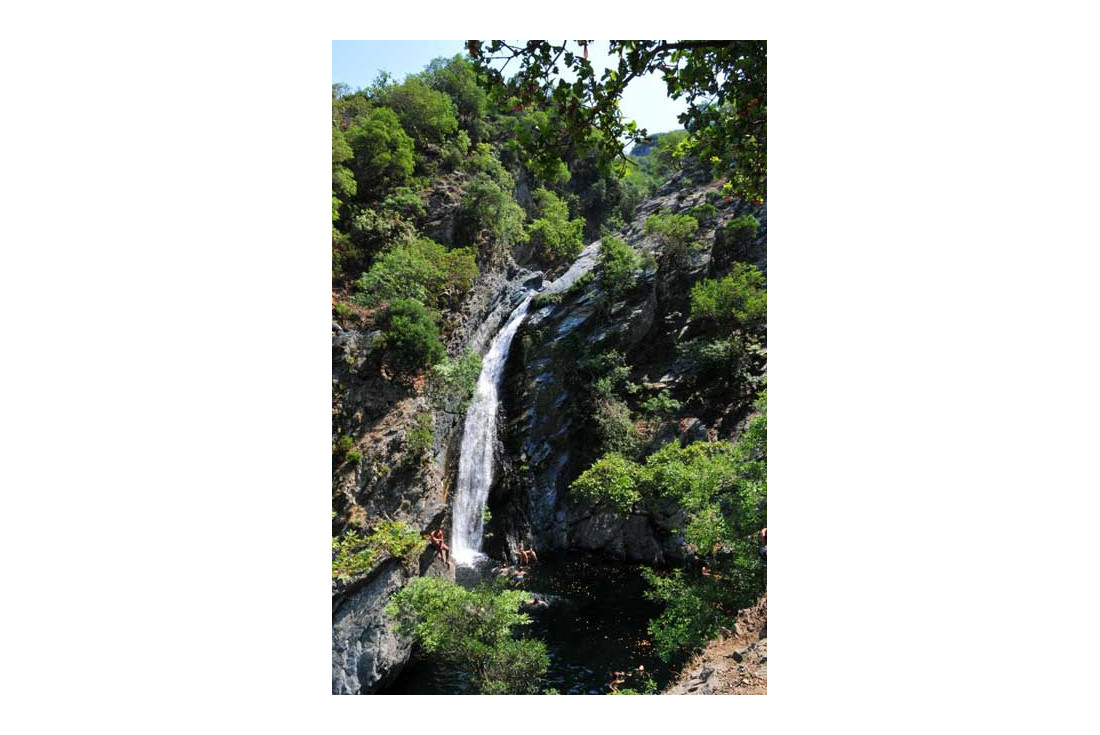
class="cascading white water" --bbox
[450,295,533,565]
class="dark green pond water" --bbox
[384,553,674,695]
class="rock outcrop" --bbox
[493,172,767,564]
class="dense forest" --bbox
[332,40,767,695]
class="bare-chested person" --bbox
[429,528,449,565]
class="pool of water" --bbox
[384,553,673,695]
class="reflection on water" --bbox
[385,553,673,695]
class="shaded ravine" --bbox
[450,294,533,565]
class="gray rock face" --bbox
[495,174,766,564]
[332,558,413,695]
[331,259,540,694]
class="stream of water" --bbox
[450,295,533,565]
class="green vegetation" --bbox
[688,203,718,226]
[344,107,415,199]
[353,237,477,312]
[458,172,528,248]
[644,213,700,267]
[527,188,585,261]
[428,348,482,414]
[689,263,767,336]
[405,413,434,464]
[332,520,425,582]
[569,394,767,661]
[468,41,766,201]
[377,298,446,372]
[598,235,641,301]
[374,75,458,146]
[387,577,549,694]
[531,290,563,310]
[642,389,681,417]
[334,435,354,455]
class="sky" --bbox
[332,40,687,136]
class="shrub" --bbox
[375,76,458,146]
[570,452,641,512]
[334,435,354,455]
[594,399,641,457]
[332,520,425,581]
[405,412,434,463]
[642,389,681,417]
[386,577,549,694]
[689,203,718,226]
[689,263,767,336]
[644,213,699,266]
[353,237,477,312]
[378,298,446,372]
[428,349,482,414]
[344,107,415,198]
[381,187,427,220]
[723,214,760,242]
[531,290,563,310]
[598,235,641,301]
[677,336,752,393]
[333,301,353,319]
[345,450,362,465]
[422,56,488,135]
[527,188,585,261]
[458,172,527,247]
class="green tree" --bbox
[386,577,549,694]
[344,107,415,199]
[570,452,641,512]
[527,187,585,261]
[354,237,477,312]
[423,55,489,139]
[458,172,528,248]
[689,263,767,336]
[644,213,699,267]
[468,40,766,201]
[598,235,641,300]
[378,298,446,372]
[376,75,459,146]
[428,348,483,414]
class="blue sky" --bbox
[332,40,687,136]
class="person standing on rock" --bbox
[429,528,449,565]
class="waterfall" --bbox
[450,295,533,565]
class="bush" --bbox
[689,263,767,336]
[334,435,354,455]
[353,237,477,312]
[689,203,718,226]
[345,450,362,465]
[381,187,426,220]
[598,235,641,301]
[458,172,527,248]
[527,188,585,261]
[422,56,488,136]
[594,398,641,457]
[375,76,458,146]
[644,213,699,267]
[570,452,641,512]
[428,349,482,414]
[378,298,446,372]
[405,412,434,464]
[344,107,415,199]
[642,389,681,417]
[677,336,752,393]
[332,520,425,581]
[386,577,549,694]
[531,290,563,310]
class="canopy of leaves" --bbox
[353,237,477,312]
[374,75,459,146]
[644,213,699,265]
[527,187,585,261]
[344,107,416,199]
[332,520,424,582]
[422,55,489,137]
[467,40,766,200]
[386,577,549,694]
[458,172,528,248]
[428,348,483,414]
[689,263,767,336]
[377,298,446,371]
[570,452,641,512]
[598,234,641,301]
